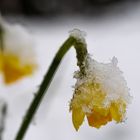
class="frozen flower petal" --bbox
[87,108,112,128]
[110,99,126,122]
[72,108,85,131]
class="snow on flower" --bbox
[0,17,37,84]
[70,55,132,130]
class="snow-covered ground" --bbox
[0,4,140,140]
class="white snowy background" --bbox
[0,3,140,140]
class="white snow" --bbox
[69,28,86,44]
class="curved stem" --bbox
[15,36,88,140]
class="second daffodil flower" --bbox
[69,30,132,131]
[0,17,37,84]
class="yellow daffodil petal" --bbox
[72,108,85,131]
[87,108,112,128]
[2,54,36,84]
[110,100,126,122]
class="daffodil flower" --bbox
[0,17,37,84]
[70,55,131,130]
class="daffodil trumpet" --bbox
[15,29,131,140]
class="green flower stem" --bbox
[74,39,87,75]
[15,36,88,140]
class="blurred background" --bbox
[0,0,139,16]
[0,0,140,140]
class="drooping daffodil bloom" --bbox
[0,17,37,84]
[70,55,131,130]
